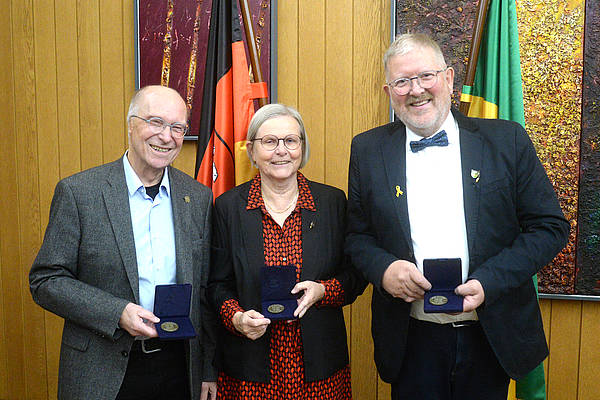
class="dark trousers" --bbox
[391,318,509,400]
[116,339,190,400]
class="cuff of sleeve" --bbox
[220,299,245,335]
[316,278,345,308]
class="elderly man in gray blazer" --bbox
[30,85,217,400]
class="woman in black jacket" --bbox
[208,103,367,400]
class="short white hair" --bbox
[246,103,310,169]
[383,33,447,80]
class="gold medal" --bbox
[267,304,285,314]
[160,321,179,332]
[429,295,448,306]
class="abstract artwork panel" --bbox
[575,0,600,295]
[136,0,271,138]
[396,0,597,295]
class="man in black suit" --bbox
[345,33,569,399]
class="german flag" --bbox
[195,0,268,199]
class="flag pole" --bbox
[239,0,268,108]
[459,0,491,114]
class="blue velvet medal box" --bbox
[153,283,197,340]
[423,258,464,314]
[261,265,298,320]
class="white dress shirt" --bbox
[405,113,477,323]
[123,154,177,312]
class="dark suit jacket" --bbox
[30,158,216,400]
[345,111,570,383]
[208,178,367,383]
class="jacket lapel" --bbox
[456,112,483,266]
[103,159,140,303]
[239,186,265,279]
[169,167,193,285]
[380,122,413,247]
[300,188,319,280]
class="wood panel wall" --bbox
[0,1,598,399]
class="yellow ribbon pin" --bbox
[184,196,191,203]
[471,170,480,183]
[395,186,403,197]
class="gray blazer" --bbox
[30,158,216,400]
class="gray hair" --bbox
[246,103,310,169]
[383,33,447,80]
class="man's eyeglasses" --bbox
[250,135,303,151]
[386,68,448,96]
[130,115,189,138]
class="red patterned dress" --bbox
[216,173,352,400]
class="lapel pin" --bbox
[470,170,480,183]
[395,185,404,197]
[309,221,314,229]
[184,196,190,203]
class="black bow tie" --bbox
[410,130,449,153]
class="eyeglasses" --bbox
[250,135,303,151]
[386,68,448,96]
[130,115,188,138]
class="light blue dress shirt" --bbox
[123,154,177,312]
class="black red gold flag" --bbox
[195,0,268,198]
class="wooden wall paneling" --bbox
[122,0,136,151]
[12,0,44,398]
[324,0,354,363]
[0,0,17,396]
[0,218,7,398]
[353,0,389,133]
[0,247,7,398]
[172,142,197,176]
[324,0,352,191]
[539,298,551,384]
[56,0,83,179]
[578,301,600,399]
[77,0,104,169]
[100,0,127,162]
[32,0,61,398]
[547,300,582,399]
[351,1,389,399]
[275,0,298,107]
[378,375,392,399]
[297,1,325,182]
[350,284,375,400]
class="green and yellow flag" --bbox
[460,0,545,399]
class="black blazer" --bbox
[345,110,570,383]
[209,178,367,383]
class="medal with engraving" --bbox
[267,303,285,314]
[429,295,449,306]
[160,321,179,332]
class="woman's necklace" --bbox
[263,191,298,214]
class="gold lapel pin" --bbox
[471,170,480,183]
[184,196,190,203]
[395,185,404,197]
[309,221,314,229]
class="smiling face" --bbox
[248,116,303,185]
[127,86,187,185]
[384,47,454,137]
